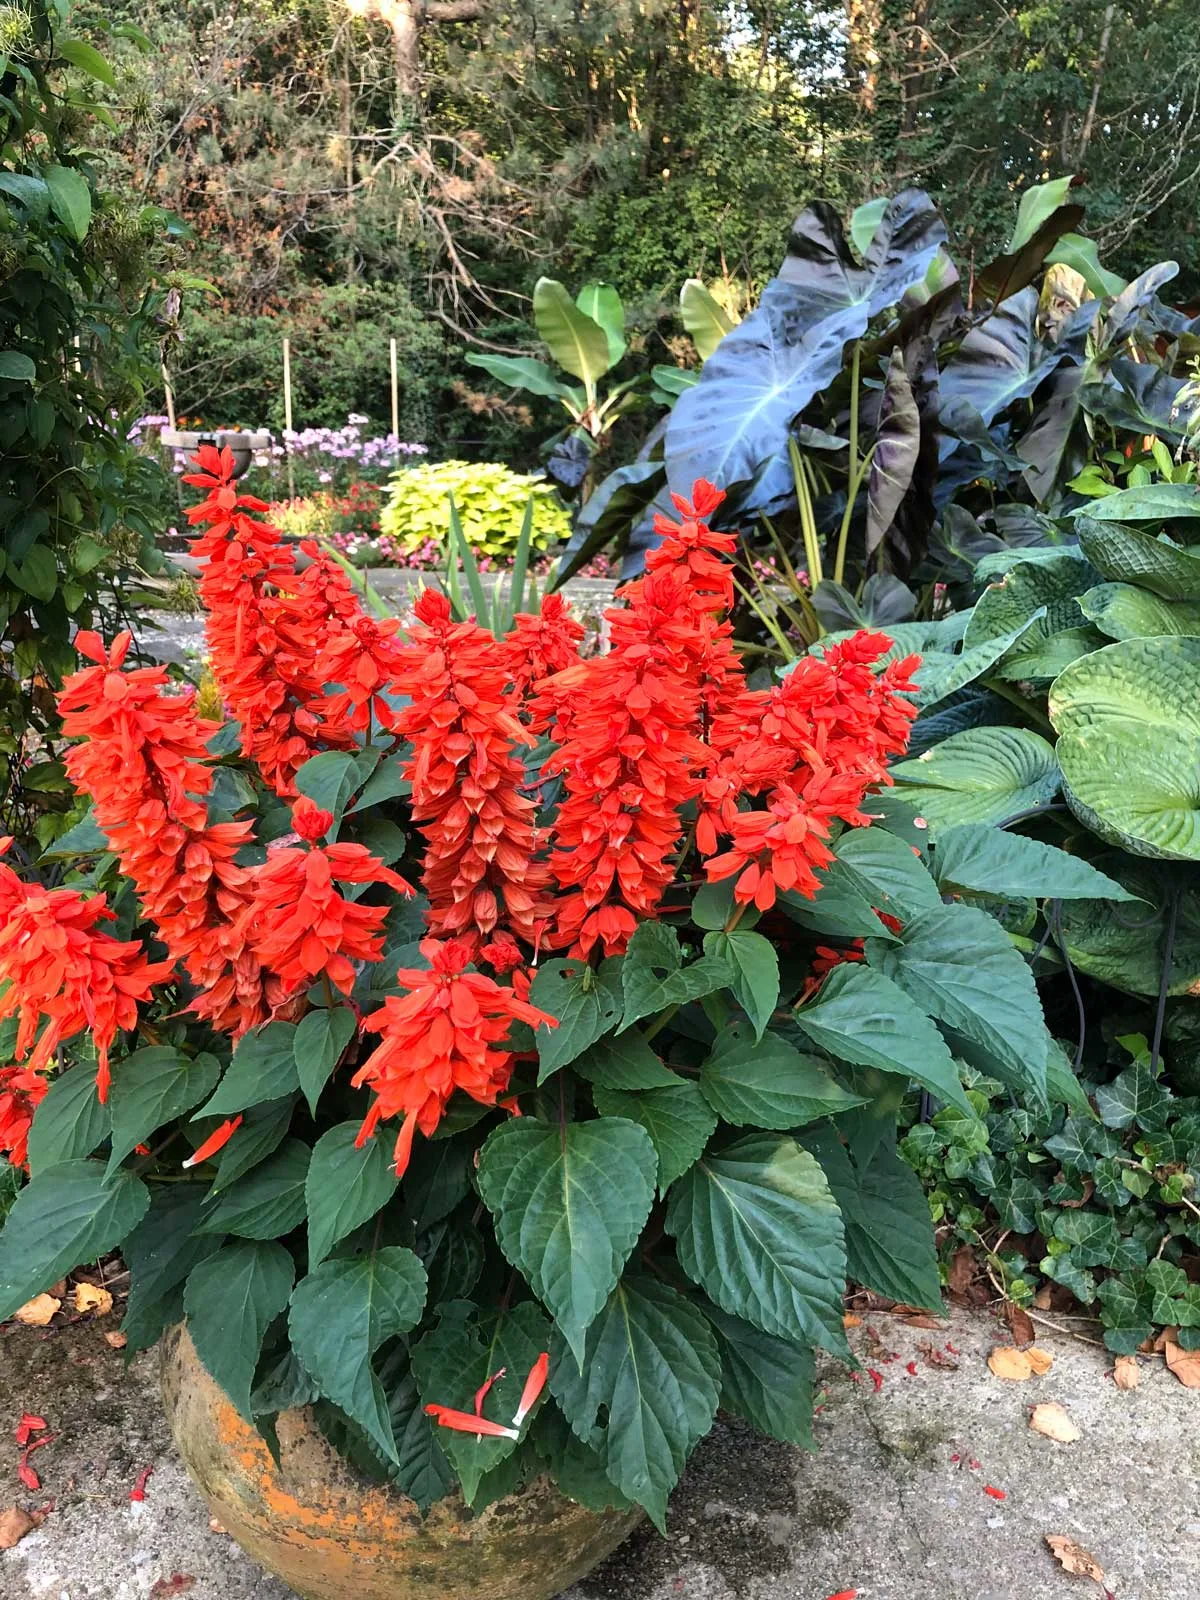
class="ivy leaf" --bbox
[800,1128,942,1310]
[704,1304,815,1448]
[1051,1210,1148,1271]
[550,1276,721,1532]
[703,930,778,1039]
[592,1082,717,1193]
[195,1022,299,1119]
[573,1030,682,1090]
[476,1117,658,1363]
[0,1161,150,1322]
[106,1048,221,1172]
[794,963,973,1115]
[293,1006,357,1116]
[621,922,733,1030]
[306,1123,397,1267]
[528,957,623,1077]
[195,1141,310,1240]
[288,1246,428,1463]
[665,1134,849,1354]
[411,1300,551,1504]
[1094,1064,1173,1132]
[700,1022,867,1130]
[867,903,1049,1100]
[184,1241,295,1422]
[1096,1276,1153,1355]
[26,1062,110,1175]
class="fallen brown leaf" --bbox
[1004,1302,1035,1347]
[1033,1283,1053,1310]
[1027,1346,1054,1375]
[12,1294,60,1327]
[988,1345,1034,1380]
[0,1507,37,1549]
[1112,1355,1140,1390]
[1029,1402,1080,1443]
[947,1245,976,1301]
[104,1330,128,1349]
[208,1517,227,1534]
[898,1312,944,1330]
[149,1577,195,1598]
[72,1283,113,1317]
[1164,1337,1200,1388]
[842,1313,862,1329]
[1045,1533,1105,1583]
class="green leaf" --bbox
[1047,234,1126,298]
[106,1049,221,1172]
[1009,175,1076,252]
[347,756,410,814]
[704,1305,815,1448]
[295,750,371,829]
[1094,1064,1172,1132]
[476,1116,658,1363]
[57,37,118,86]
[210,1098,296,1193]
[11,545,57,602]
[43,164,92,241]
[700,1023,866,1130]
[293,1006,357,1116]
[801,1128,941,1310]
[306,1123,397,1267]
[667,1134,848,1354]
[679,278,735,360]
[26,1063,110,1176]
[931,824,1142,902]
[1050,1209,1146,1272]
[412,1300,551,1503]
[849,197,888,256]
[528,957,623,1078]
[184,1241,295,1421]
[288,1246,428,1463]
[533,278,613,388]
[1080,583,1200,641]
[195,1022,299,1118]
[1075,484,1200,522]
[1050,636,1200,860]
[0,352,36,382]
[0,1162,149,1323]
[122,1185,220,1351]
[703,930,778,1038]
[1076,518,1200,599]
[386,1367,456,1512]
[890,727,1060,833]
[592,1082,717,1192]
[868,903,1048,1099]
[195,1141,310,1240]
[794,963,973,1115]
[572,1030,682,1090]
[911,614,1048,709]
[575,283,627,368]
[620,921,732,1030]
[462,353,579,402]
[833,827,942,920]
[550,1276,721,1532]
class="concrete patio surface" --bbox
[1,1304,1194,1600]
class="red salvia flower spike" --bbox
[424,1405,520,1441]
[512,1352,550,1427]
[183,1116,243,1169]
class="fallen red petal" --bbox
[513,1352,550,1425]
[905,1361,918,1376]
[17,1459,40,1491]
[984,1485,1006,1500]
[826,1590,860,1599]
[473,1367,506,1418]
[130,1464,154,1502]
[424,1405,519,1440]
[868,1368,884,1392]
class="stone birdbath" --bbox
[161,428,272,480]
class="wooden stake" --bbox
[389,337,399,443]
[162,364,176,431]
[283,337,295,498]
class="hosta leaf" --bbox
[183,1240,295,1421]
[794,963,972,1114]
[195,1022,299,1118]
[196,1141,310,1240]
[890,726,1060,833]
[1076,484,1200,523]
[293,1006,357,1116]
[306,1123,397,1267]
[1076,518,1200,599]
[700,1022,866,1129]
[1050,637,1200,860]
[1056,858,1200,997]
[591,1082,716,1193]
[703,930,779,1039]
[106,1048,221,1173]
[704,1304,815,1448]
[26,1063,110,1175]
[801,1128,941,1310]
[288,1246,427,1462]
[550,1275,721,1531]
[620,921,733,1030]
[911,614,1047,710]
[476,1117,657,1362]
[930,823,1141,902]
[1080,582,1200,641]
[528,957,623,1077]
[868,903,1048,1099]
[665,1133,848,1353]
[0,1161,150,1322]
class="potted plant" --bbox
[0,451,1063,1599]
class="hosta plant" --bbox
[0,452,1070,1530]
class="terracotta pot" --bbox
[160,1324,642,1600]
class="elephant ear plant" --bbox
[0,452,1068,1530]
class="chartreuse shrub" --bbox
[379,459,570,560]
[0,456,1083,1530]
[872,494,1200,1348]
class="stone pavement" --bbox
[1,1304,1194,1600]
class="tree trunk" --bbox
[1078,1,1116,164]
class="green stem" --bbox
[788,438,824,592]
[644,1003,680,1043]
[984,678,1056,736]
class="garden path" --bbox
[1,1305,1192,1600]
